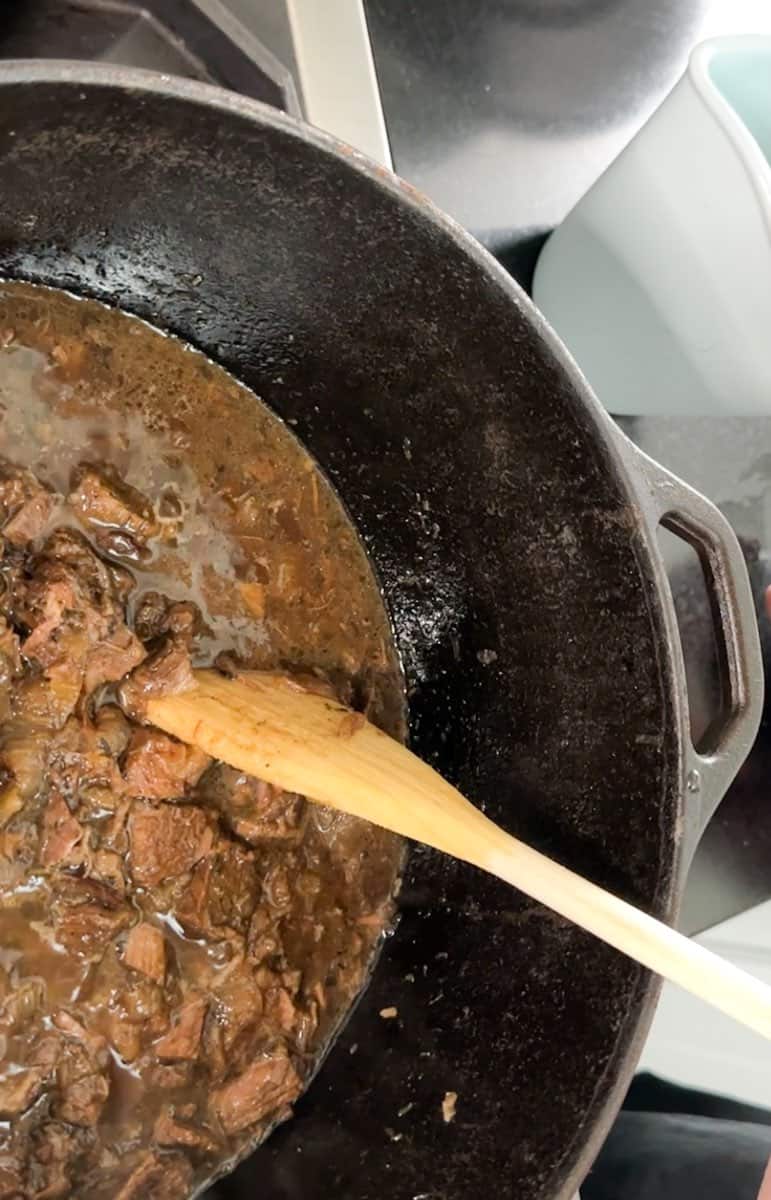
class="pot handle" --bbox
[625,443,764,840]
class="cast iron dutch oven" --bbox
[0,63,762,1200]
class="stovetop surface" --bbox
[3,0,289,107]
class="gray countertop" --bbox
[366,0,771,287]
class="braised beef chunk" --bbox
[0,1068,44,1118]
[134,592,206,649]
[114,1152,193,1200]
[132,592,169,643]
[0,446,400,1199]
[52,877,132,958]
[68,464,160,559]
[128,802,213,887]
[124,923,166,984]
[0,461,57,548]
[39,791,83,868]
[20,529,120,642]
[4,492,56,548]
[123,729,210,800]
[0,1150,23,1200]
[173,836,259,939]
[54,1042,110,1128]
[153,1108,219,1158]
[93,704,132,758]
[83,625,146,695]
[27,1122,94,1200]
[118,636,195,720]
[206,766,306,846]
[210,1051,302,1135]
[206,839,259,933]
[154,997,207,1062]
[0,980,45,1034]
[12,527,144,726]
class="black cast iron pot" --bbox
[0,63,762,1200]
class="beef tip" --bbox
[0,619,21,684]
[93,704,132,758]
[83,624,146,695]
[20,530,120,645]
[54,1062,109,1128]
[68,464,160,558]
[206,839,258,933]
[154,996,207,1062]
[0,462,57,548]
[210,1050,302,1135]
[211,966,263,1055]
[247,905,283,966]
[128,802,213,888]
[153,1108,219,1158]
[18,531,145,699]
[17,575,83,667]
[52,1010,109,1058]
[53,871,128,909]
[53,1018,110,1127]
[0,724,47,802]
[264,982,299,1036]
[53,902,131,958]
[27,1121,93,1200]
[28,1035,61,1082]
[49,717,123,804]
[92,795,131,857]
[163,602,205,645]
[90,849,126,895]
[206,766,306,846]
[52,1011,118,1085]
[83,948,167,1060]
[0,1151,23,1200]
[0,458,35,516]
[144,1061,193,1091]
[262,861,293,915]
[17,648,87,731]
[15,530,130,715]
[119,975,168,1035]
[132,592,169,643]
[173,857,211,938]
[39,791,84,869]
[52,877,132,958]
[106,562,136,607]
[3,490,57,548]
[134,593,205,648]
[174,837,257,937]
[0,979,45,1033]
[104,1016,142,1065]
[124,923,166,985]
[123,728,210,800]
[114,1152,192,1200]
[118,636,195,721]
[0,1067,44,1118]
[0,622,19,725]
[0,827,33,890]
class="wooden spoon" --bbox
[148,669,771,1040]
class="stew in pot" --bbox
[0,283,405,1198]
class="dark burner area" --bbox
[1,0,290,109]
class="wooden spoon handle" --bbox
[148,669,771,1040]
